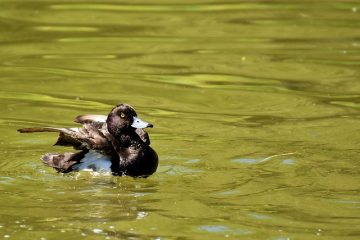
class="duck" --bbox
[18,103,158,177]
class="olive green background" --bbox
[0,1,359,239]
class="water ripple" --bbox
[0,91,110,109]
[34,26,99,32]
[48,3,285,12]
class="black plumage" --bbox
[18,103,158,177]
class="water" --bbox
[1,0,360,239]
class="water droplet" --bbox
[93,229,103,234]
[137,211,148,219]
[232,158,258,164]
[281,159,296,165]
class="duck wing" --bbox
[75,114,107,124]
[75,114,151,145]
[41,150,89,173]
[18,123,113,154]
[18,127,86,149]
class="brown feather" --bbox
[54,132,83,149]
[75,115,106,124]
[135,128,151,145]
[42,150,89,173]
[18,127,62,133]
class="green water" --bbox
[1,0,360,239]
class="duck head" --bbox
[107,104,153,136]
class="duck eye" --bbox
[120,112,126,118]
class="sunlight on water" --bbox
[1,0,360,239]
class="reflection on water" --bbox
[1,0,360,239]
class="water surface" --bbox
[1,0,360,239]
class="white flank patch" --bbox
[73,151,112,172]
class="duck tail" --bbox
[41,150,89,173]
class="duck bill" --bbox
[131,116,153,128]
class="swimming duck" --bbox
[18,104,158,177]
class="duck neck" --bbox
[106,118,134,147]
[118,129,135,146]
[107,117,120,136]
